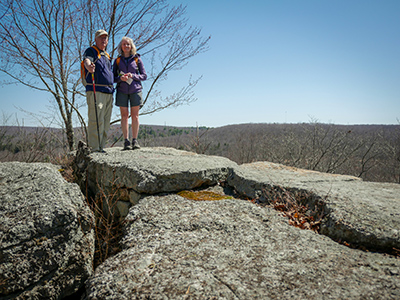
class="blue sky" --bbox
[1,0,399,128]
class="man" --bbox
[83,29,114,152]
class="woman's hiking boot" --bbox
[123,139,131,150]
[132,139,141,150]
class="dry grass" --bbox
[58,155,125,268]
[55,154,75,183]
[86,181,126,268]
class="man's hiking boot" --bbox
[92,149,107,154]
[132,139,140,150]
[123,139,131,150]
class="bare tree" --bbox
[0,0,210,150]
[185,123,211,154]
[382,124,400,183]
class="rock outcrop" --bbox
[86,194,400,299]
[229,161,400,253]
[2,143,400,299]
[73,143,237,220]
[0,162,95,300]
[73,144,400,299]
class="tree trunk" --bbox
[66,115,75,151]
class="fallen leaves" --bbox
[261,187,326,233]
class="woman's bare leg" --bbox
[120,106,130,140]
[131,106,140,139]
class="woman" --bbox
[113,37,147,150]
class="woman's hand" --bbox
[120,73,133,82]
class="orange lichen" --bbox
[177,190,233,201]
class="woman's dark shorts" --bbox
[116,91,143,108]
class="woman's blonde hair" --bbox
[117,37,137,56]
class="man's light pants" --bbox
[86,91,113,151]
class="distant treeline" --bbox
[1,122,399,184]
[114,122,399,184]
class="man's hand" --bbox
[84,59,95,73]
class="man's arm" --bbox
[84,58,95,73]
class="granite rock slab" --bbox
[0,162,95,300]
[86,194,400,300]
[228,161,400,253]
